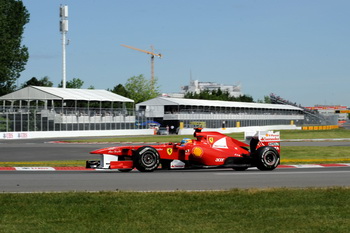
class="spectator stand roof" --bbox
[0,86,134,103]
[136,97,302,111]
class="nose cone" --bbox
[90,147,119,154]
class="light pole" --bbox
[59,5,69,89]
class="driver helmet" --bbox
[180,138,192,145]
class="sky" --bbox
[19,0,350,107]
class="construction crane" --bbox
[121,44,162,90]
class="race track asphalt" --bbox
[1,136,350,192]
[1,167,350,192]
[1,137,350,162]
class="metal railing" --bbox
[0,106,149,132]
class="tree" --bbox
[0,0,30,96]
[185,89,254,102]
[58,78,84,89]
[236,94,254,102]
[21,76,53,88]
[124,74,160,103]
[264,95,271,103]
[110,84,128,97]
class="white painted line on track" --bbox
[14,167,56,171]
[293,164,324,168]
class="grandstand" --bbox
[0,86,141,133]
[136,96,304,130]
[269,93,338,125]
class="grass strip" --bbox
[0,188,349,232]
[281,146,350,164]
[278,128,350,140]
[0,160,83,167]
[69,134,193,143]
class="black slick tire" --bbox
[133,146,160,172]
[255,146,280,171]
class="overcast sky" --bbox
[20,0,350,107]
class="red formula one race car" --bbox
[86,128,281,172]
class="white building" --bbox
[181,80,242,97]
[136,97,304,132]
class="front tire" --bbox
[133,146,160,172]
[255,146,280,171]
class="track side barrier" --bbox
[302,125,339,130]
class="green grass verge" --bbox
[0,188,349,232]
[282,146,350,163]
[278,128,350,140]
[71,134,198,143]
[0,160,83,167]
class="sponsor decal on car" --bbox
[212,137,228,149]
[261,133,280,141]
[192,147,203,157]
[215,158,225,162]
[170,160,186,169]
[108,150,122,154]
[167,148,173,155]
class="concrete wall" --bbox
[0,129,154,139]
[0,125,301,139]
[178,125,301,135]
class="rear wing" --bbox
[245,131,280,153]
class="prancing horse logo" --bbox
[167,148,173,155]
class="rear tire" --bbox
[255,146,280,171]
[133,146,160,172]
